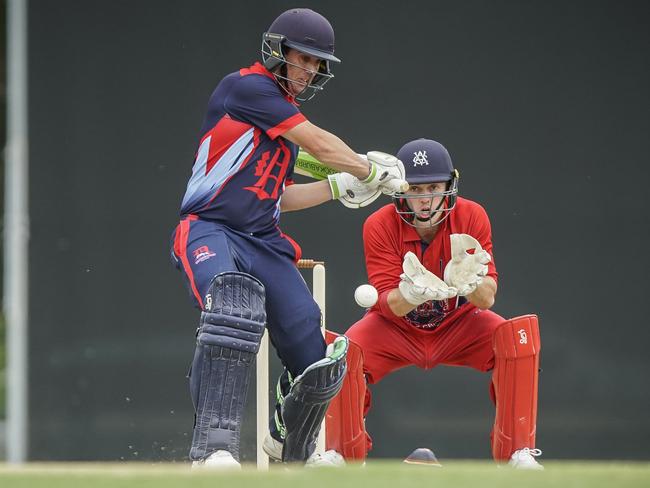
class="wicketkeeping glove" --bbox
[443,234,491,296]
[399,252,457,305]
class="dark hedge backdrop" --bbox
[26,0,649,461]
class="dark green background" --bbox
[26,0,649,460]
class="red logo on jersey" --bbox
[244,140,291,200]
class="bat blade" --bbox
[294,150,409,193]
[294,150,338,180]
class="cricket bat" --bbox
[294,150,409,193]
[294,150,339,180]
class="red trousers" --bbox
[347,304,504,388]
[342,305,539,460]
[345,304,504,451]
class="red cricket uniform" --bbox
[343,199,541,462]
[346,198,504,424]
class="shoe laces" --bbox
[519,447,542,457]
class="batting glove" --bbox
[362,151,408,195]
[327,172,382,208]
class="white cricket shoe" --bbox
[191,450,241,470]
[262,434,283,462]
[508,448,544,470]
[306,450,346,468]
[263,434,345,467]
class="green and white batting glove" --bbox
[362,151,408,195]
[443,234,491,296]
[399,251,457,305]
[328,172,382,208]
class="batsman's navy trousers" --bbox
[171,215,326,375]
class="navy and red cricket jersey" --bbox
[180,62,306,236]
[172,62,326,376]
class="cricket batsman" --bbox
[170,8,407,468]
[341,138,544,469]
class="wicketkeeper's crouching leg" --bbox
[189,272,266,467]
[491,314,543,469]
[324,331,370,461]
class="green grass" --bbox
[1,461,649,488]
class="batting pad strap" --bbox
[197,323,265,353]
[202,312,266,332]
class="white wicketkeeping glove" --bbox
[443,234,492,296]
[399,251,457,305]
[362,151,408,195]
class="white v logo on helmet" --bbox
[413,150,428,166]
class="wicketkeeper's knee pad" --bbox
[491,314,541,462]
[281,336,348,462]
[325,331,369,461]
[189,272,266,461]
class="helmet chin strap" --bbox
[272,65,320,102]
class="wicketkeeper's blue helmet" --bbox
[393,138,460,227]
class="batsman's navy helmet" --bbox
[262,9,340,101]
[397,138,455,184]
[394,138,460,227]
[267,8,339,62]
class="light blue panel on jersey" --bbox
[181,128,255,211]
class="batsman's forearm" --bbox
[285,121,370,179]
[280,180,332,212]
[306,131,370,179]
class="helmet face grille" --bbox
[392,176,459,229]
[261,33,335,102]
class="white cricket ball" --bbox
[354,284,378,308]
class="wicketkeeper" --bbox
[333,138,544,469]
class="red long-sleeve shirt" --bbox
[363,198,498,329]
